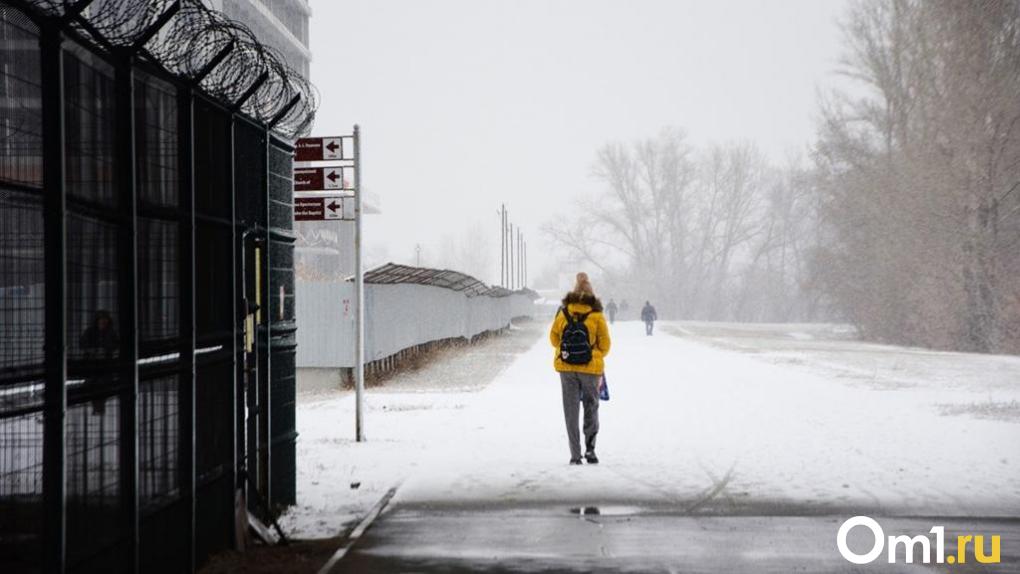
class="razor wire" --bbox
[21,0,317,139]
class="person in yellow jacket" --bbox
[549,272,611,465]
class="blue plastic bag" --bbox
[599,374,610,401]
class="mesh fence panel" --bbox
[0,6,42,188]
[267,141,294,508]
[0,1,303,569]
[65,396,122,566]
[138,374,179,508]
[138,217,180,350]
[0,410,44,570]
[64,46,117,209]
[0,190,44,381]
[135,71,178,209]
[0,8,44,570]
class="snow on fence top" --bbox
[357,262,538,299]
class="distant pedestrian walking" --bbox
[549,272,611,465]
[641,301,657,336]
[606,298,618,324]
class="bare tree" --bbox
[813,0,1020,352]
[547,130,822,322]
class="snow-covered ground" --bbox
[280,319,1020,540]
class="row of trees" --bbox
[550,0,1020,353]
[545,130,822,323]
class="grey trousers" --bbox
[560,371,600,460]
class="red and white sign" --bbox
[294,167,346,192]
[295,196,348,221]
[295,137,344,162]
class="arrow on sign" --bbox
[295,196,347,220]
[323,196,345,219]
[323,137,343,159]
[323,168,343,189]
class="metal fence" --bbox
[0,1,306,572]
[297,268,537,371]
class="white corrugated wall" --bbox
[296,281,537,368]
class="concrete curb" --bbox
[316,485,399,574]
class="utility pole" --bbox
[509,222,515,290]
[500,204,506,288]
[516,228,522,290]
[503,210,509,289]
[523,239,527,288]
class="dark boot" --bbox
[585,434,598,464]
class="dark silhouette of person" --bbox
[80,310,119,360]
[641,301,658,336]
[606,298,618,324]
[79,310,118,415]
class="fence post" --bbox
[114,48,140,573]
[259,128,272,510]
[229,113,243,548]
[177,84,197,573]
[40,19,67,574]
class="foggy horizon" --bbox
[4,1,1020,570]
[309,0,849,288]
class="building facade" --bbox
[208,0,311,78]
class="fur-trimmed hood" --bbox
[561,291,603,312]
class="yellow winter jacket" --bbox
[549,292,611,375]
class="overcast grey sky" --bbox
[309,0,849,286]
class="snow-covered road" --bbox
[282,320,1020,539]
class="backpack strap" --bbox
[560,306,573,325]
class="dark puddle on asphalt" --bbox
[569,506,643,516]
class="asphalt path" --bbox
[335,503,1020,573]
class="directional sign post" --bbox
[352,125,364,443]
[292,128,365,442]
